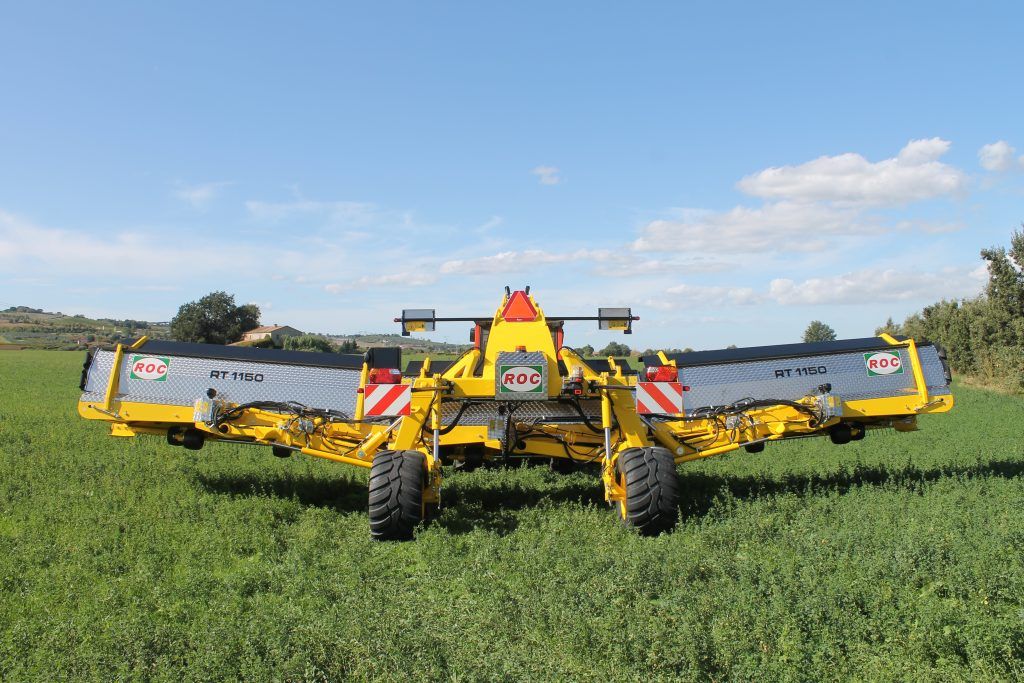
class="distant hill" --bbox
[0,308,172,350]
[0,307,469,353]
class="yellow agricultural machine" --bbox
[78,288,954,540]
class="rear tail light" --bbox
[368,368,403,384]
[644,365,678,382]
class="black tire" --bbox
[181,428,205,451]
[166,426,184,446]
[368,450,426,541]
[829,423,853,445]
[615,447,680,536]
[850,423,866,441]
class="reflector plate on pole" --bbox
[636,382,684,415]
[364,384,411,416]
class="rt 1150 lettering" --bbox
[209,370,265,382]
[773,366,827,379]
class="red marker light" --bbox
[368,368,402,384]
[644,366,678,382]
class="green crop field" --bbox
[1,351,1023,681]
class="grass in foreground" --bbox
[1,351,1022,681]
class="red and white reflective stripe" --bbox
[636,382,684,415]
[363,383,411,416]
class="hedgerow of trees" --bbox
[877,227,1024,391]
[283,334,337,353]
[597,341,632,357]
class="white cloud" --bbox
[0,209,437,297]
[737,138,966,206]
[592,255,735,277]
[892,219,963,235]
[531,166,561,185]
[633,201,861,254]
[476,216,503,233]
[436,247,732,278]
[0,210,236,278]
[647,283,761,309]
[245,196,453,241]
[323,273,437,294]
[978,140,1017,172]
[440,249,578,275]
[173,181,231,208]
[768,266,986,306]
[246,199,378,225]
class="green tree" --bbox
[283,334,337,353]
[598,341,631,357]
[338,339,359,353]
[577,344,595,356]
[170,292,260,345]
[873,226,1024,391]
[802,320,837,343]
[875,316,904,337]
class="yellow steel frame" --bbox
[79,293,953,511]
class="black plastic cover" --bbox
[582,358,638,376]
[120,339,366,369]
[643,336,925,369]
[364,346,402,370]
[79,348,96,390]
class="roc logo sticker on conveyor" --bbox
[864,351,904,376]
[129,355,170,381]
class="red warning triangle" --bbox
[501,290,537,322]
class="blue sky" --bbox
[1,2,1022,350]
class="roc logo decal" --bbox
[129,355,170,381]
[864,351,903,377]
[498,365,544,394]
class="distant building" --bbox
[241,325,302,344]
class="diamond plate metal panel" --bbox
[80,349,361,414]
[678,347,951,415]
[440,399,601,426]
[495,350,548,400]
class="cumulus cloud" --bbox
[633,201,861,254]
[633,139,973,256]
[768,266,987,306]
[737,138,966,206]
[531,166,561,185]
[174,181,232,208]
[977,141,1018,172]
